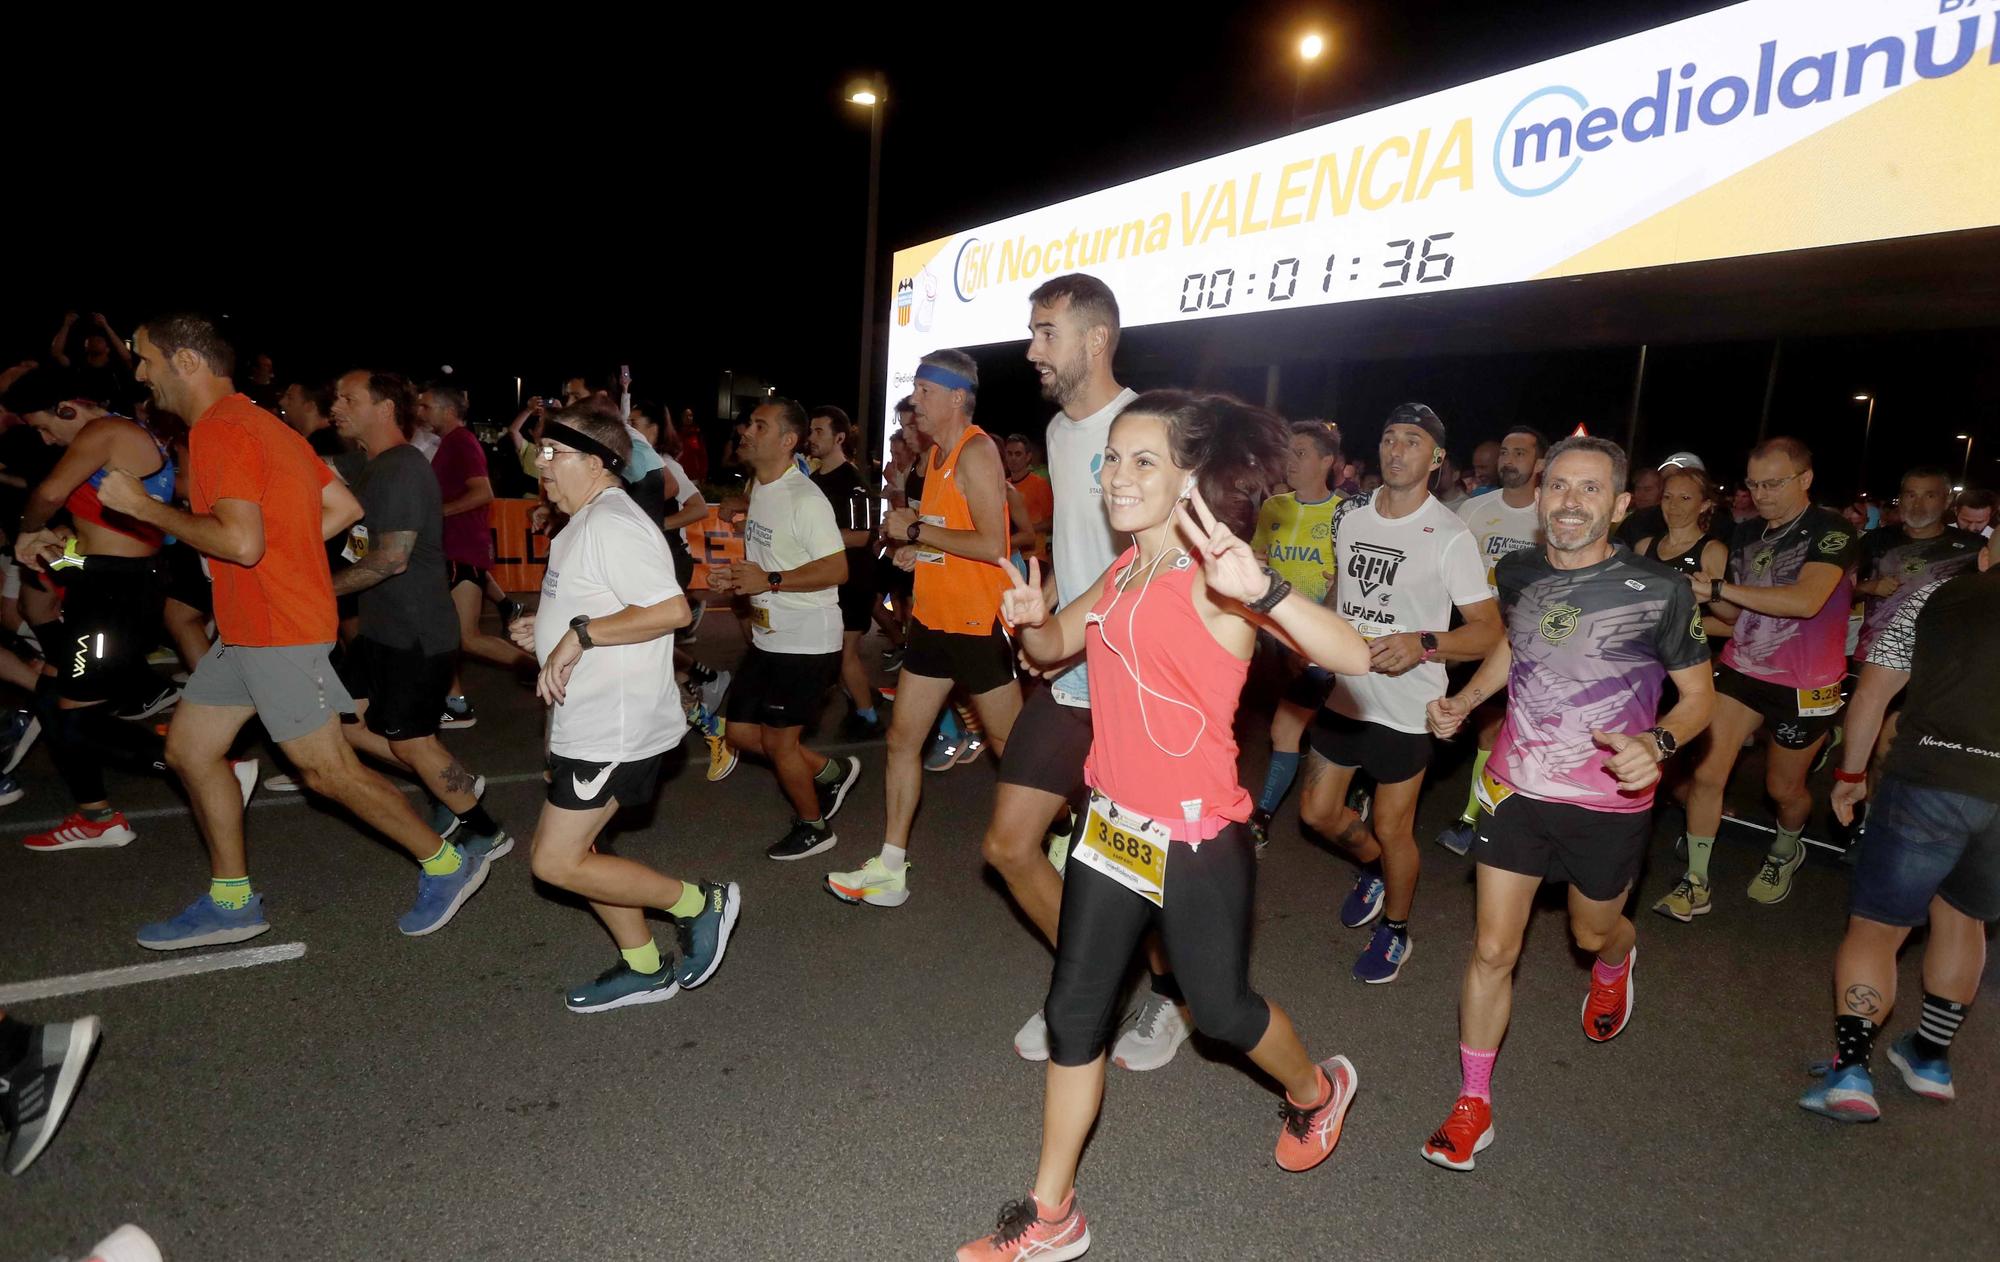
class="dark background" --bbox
[5,1,1994,495]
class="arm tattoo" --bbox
[1842,984,1884,1018]
[332,530,416,596]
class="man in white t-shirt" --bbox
[511,407,741,1014]
[1300,404,1501,985]
[982,273,1191,1072]
[710,399,862,862]
[1438,426,1547,857]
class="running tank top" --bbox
[1640,531,1721,576]
[1082,546,1253,842]
[911,424,1010,635]
[66,421,175,548]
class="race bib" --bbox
[342,524,370,565]
[748,602,771,632]
[915,513,947,565]
[1796,684,1842,717]
[1073,790,1171,907]
[1473,766,1516,814]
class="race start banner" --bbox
[883,0,1999,432]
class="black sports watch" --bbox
[1419,631,1441,662]
[1245,566,1292,615]
[569,613,593,649]
[766,571,784,590]
[1645,726,1677,761]
[905,520,923,543]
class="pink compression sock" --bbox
[1593,951,1630,986]
[1460,1044,1497,1101]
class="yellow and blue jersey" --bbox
[1252,491,1342,603]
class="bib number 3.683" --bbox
[1074,790,1170,907]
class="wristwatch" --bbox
[905,520,924,543]
[1645,725,1677,761]
[569,613,593,649]
[1709,578,1723,602]
[1419,632,1440,662]
[766,571,784,590]
[1246,566,1292,615]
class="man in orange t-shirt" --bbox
[1004,433,1054,562]
[101,312,499,951]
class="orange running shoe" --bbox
[956,1190,1089,1262]
[1274,1054,1358,1172]
[1581,946,1636,1043]
[1421,1095,1494,1171]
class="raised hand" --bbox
[1428,694,1471,739]
[1000,555,1048,630]
[1174,489,1266,603]
[1592,728,1662,793]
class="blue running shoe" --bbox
[923,726,963,772]
[674,881,742,988]
[1339,869,1386,929]
[1886,1032,1955,1102]
[1799,1062,1880,1122]
[427,775,487,840]
[0,772,20,808]
[1,708,40,775]
[1352,923,1412,984]
[462,828,513,865]
[398,848,491,936]
[566,961,679,1014]
[136,893,271,951]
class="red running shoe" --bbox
[956,1190,1089,1262]
[1421,1096,1494,1171]
[1582,945,1636,1043]
[23,811,137,852]
[1274,1054,1358,1172]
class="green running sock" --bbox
[813,758,842,787]
[1462,748,1491,823]
[621,939,663,975]
[667,882,707,919]
[1686,834,1716,883]
[210,876,253,910]
[1770,825,1804,861]
[420,841,464,877]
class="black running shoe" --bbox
[767,819,838,862]
[815,755,862,822]
[2,1016,102,1175]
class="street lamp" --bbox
[1293,33,1326,129]
[847,76,886,445]
[1958,433,1975,486]
[1852,393,1875,492]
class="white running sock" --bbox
[879,844,908,872]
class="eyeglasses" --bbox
[1744,473,1803,493]
[537,444,585,462]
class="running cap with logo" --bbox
[1385,402,1446,450]
[1658,451,1707,471]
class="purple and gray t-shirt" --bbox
[1488,548,1710,813]
[1718,506,1859,690]
[1854,525,1982,659]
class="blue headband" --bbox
[915,362,975,393]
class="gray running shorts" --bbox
[183,641,354,743]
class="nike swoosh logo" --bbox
[571,764,615,800]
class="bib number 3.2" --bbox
[1074,790,1170,907]
[1796,684,1842,718]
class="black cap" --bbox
[1385,402,1446,451]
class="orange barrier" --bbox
[488,499,744,593]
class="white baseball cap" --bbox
[1659,451,1707,471]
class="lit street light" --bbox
[1958,433,1975,486]
[846,77,886,444]
[1852,392,1875,492]
[1293,32,1327,129]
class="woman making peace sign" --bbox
[957,392,1375,1262]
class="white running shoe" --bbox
[1112,989,1192,1071]
[1014,1009,1050,1061]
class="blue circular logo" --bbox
[953,237,983,302]
[1493,85,1588,198]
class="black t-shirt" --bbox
[347,444,458,655]
[1639,528,1731,577]
[1615,506,1666,549]
[812,460,876,591]
[307,426,346,459]
[1881,567,2000,803]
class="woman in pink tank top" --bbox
[956,393,1374,1261]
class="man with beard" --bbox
[1852,466,1982,663]
[1299,405,1501,984]
[1437,427,1547,856]
[1422,436,1713,1169]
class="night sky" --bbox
[7,1,1994,495]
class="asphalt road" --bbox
[2,611,1994,1261]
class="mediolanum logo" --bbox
[1493,10,1997,197]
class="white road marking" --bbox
[0,941,308,1005]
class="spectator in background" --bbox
[1954,488,1994,538]
[47,312,135,408]
[1002,433,1053,561]
[808,406,883,739]
[1615,460,1673,546]
[242,352,279,409]
[1468,440,1501,495]
[1435,452,1469,510]
[1730,483,1759,523]
[277,379,345,460]
[677,408,709,483]
[1853,465,1981,664]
